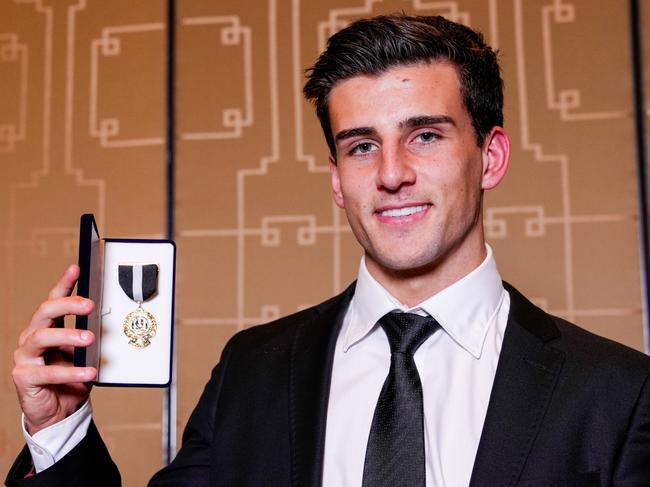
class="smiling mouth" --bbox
[378,204,430,218]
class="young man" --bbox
[8,14,650,487]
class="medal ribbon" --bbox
[118,264,159,303]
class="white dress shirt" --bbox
[322,245,509,487]
[22,399,92,472]
[26,246,509,483]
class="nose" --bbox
[376,146,416,192]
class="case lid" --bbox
[74,214,102,367]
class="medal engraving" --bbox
[123,306,157,348]
[119,263,160,349]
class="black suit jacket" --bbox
[7,283,650,486]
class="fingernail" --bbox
[80,331,90,341]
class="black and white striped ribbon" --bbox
[118,264,159,303]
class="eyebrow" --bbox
[334,127,377,143]
[400,115,456,129]
[334,115,456,144]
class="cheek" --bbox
[340,179,368,206]
[435,168,479,211]
[452,156,483,193]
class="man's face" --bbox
[328,62,506,284]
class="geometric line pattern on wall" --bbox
[542,0,626,121]
[90,23,165,148]
[232,0,286,330]
[180,15,253,141]
[9,0,105,266]
[485,206,547,238]
[67,0,107,226]
[292,0,327,174]
[485,207,634,239]
[0,32,28,152]
[513,0,641,328]
[177,0,353,331]
[8,0,104,227]
[260,215,318,246]
[411,0,470,22]
[514,0,577,322]
[291,0,340,287]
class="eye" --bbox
[414,131,437,144]
[349,141,377,156]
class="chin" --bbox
[372,250,443,276]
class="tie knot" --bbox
[378,312,438,355]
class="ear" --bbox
[329,155,345,208]
[481,126,510,190]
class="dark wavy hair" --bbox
[303,14,503,158]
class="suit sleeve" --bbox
[4,421,120,487]
[5,338,233,487]
[147,338,233,487]
[613,373,650,486]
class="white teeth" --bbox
[380,205,428,217]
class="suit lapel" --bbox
[469,283,565,487]
[289,283,355,487]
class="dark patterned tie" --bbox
[362,312,438,487]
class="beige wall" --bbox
[1,0,648,485]
[0,1,167,485]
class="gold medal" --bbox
[119,263,159,349]
[123,304,157,348]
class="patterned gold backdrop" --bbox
[0,0,648,485]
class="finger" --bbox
[16,328,94,364]
[24,296,95,339]
[47,265,80,300]
[13,363,96,388]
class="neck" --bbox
[365,238,487,308]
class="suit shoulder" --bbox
[550,314,650,372]
[222,285,353,355]
[504,281,650,376]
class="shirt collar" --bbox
[343,245,505,358]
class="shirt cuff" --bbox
[21,400,93,473]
